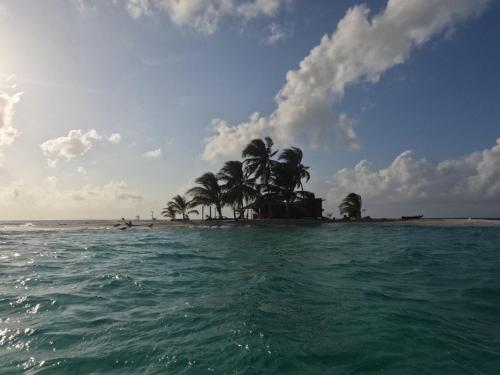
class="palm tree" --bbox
[187,172,224,219]
[162,205,177,221]
[163,194,199,220]
[339,193,362,220]
[278,147,310,193]
[241,137,277,192]
[268,161,297,204]
[218,161,257,219]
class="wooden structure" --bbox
[253,198,323,219]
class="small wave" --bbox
[1,225,499,374]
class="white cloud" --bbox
[72,0,99,13]
[0,91,22,147]
[203,0,490,161]
[263,22,286,45]
[127,0,289,34]
[237,0,285,19]
[108,133,122,144]
[102,181,144,201]
[0,178,144,219]
[142,148,162,159]
[326,139,500,217]
[40,129,121,167]
[127,0,151,18]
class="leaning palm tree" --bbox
[339,193,362,220]
[161,205,177,221]
[187,172,224,219]
[242,137,277,192]
[278,146,310,193]
[218,160,257,219]
[163,194,199,220]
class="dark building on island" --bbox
[252,197,323,219]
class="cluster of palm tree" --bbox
[339,193,363,220]
[162,137,313,220]
[161,194,199,221]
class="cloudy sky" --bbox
[0,0,499,219]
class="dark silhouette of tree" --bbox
[165,137,321,221]
[163,194,198,220]
[278,146,310,193]
[339,193,362,220]
[187,172,224,219]
[242,137,277,193]
[268,162,297,204]
[161,205,177,221]
[218,161,257,219]
[241,141,316,218]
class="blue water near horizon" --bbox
[1,224,499,374]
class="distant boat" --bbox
[402,215,423,221]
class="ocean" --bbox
[1,223,499,374]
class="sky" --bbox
[0,0,499,220]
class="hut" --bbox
[252,197,323,219]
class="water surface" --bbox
[1,224,499,374]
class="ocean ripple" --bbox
[0,225,499,374]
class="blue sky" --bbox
[0,0,499,219]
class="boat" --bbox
[401,215,423,221]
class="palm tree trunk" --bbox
[238,199,244,220]
[216,205,223,219]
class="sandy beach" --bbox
[2,218,500,230]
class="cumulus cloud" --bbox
[0,91,22,147]
[0,178,144,219]
[326,139,500,217]
[142,148,162,159]
[126,0,288,34]
[40,129,121,167]
[203,0,490,161]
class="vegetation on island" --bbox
[162,136,365,221]
[162,194,199,220]
[187,172,225,219]
[339,193,363,220]
[162,137,317,220]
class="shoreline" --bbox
[1,218,500,230]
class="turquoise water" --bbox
[1,224,499,374]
